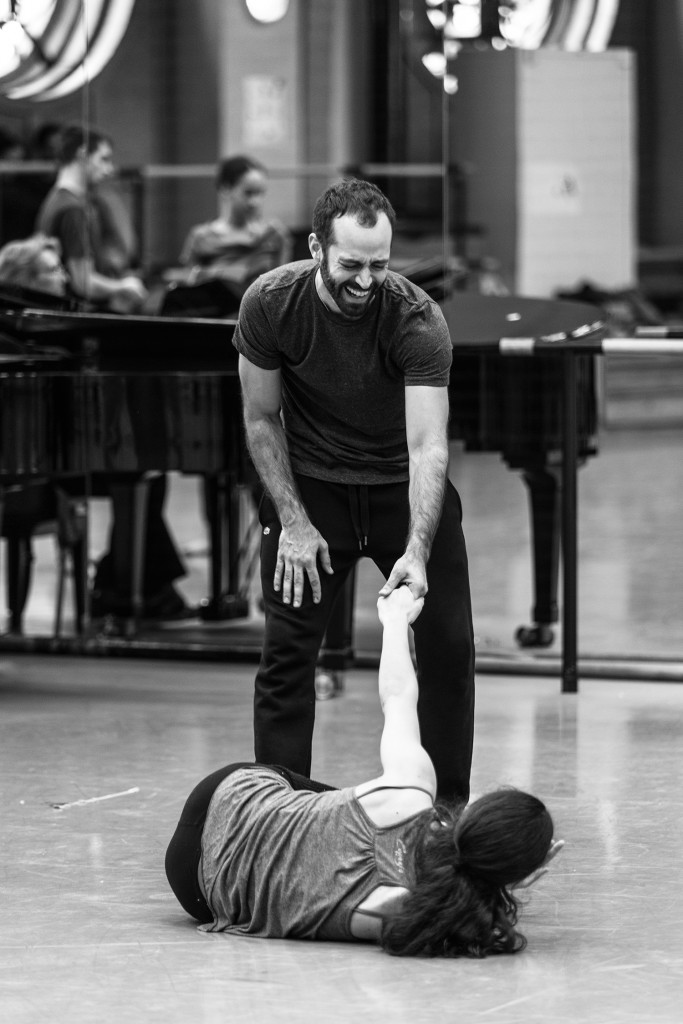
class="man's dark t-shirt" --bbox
[233,261,452,485]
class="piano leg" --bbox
[1,487,34,634]
[54,535,87,637]
[515,464,561,648]
[5,536,32,635]
[53,487,87,636]
[107,476,153,636]
[129,477,153,632]
[199,473,250,621]
[1,482,86,636]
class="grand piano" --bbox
[0,297,246,634]
[0,289,602,652]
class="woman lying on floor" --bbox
[165,586,563,957]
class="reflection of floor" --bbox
[4,426,683,674]
[2,656,683,1022]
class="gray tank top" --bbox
[199,766,429,941]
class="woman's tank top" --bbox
[199,766,429,941]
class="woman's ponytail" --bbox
[455,789,553,888]
[380,790,554,958]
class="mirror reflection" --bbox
[0,0,681,678]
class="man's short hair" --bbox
[216,154,266,190]
[312,178,397,252]
[0,234,62,288]
[57,125,112,165]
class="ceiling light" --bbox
[422,50,447,76]
[245,0,289,24]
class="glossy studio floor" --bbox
[2,424,683,1024]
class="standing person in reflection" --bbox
[178,154,292,314]
[35,126,190,621]
[35,124,147,313]
[235,177,474,803]
[165,586,563,954]
[0,234,77,634]
[172,155,292,617]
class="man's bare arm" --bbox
[239,354,333,606]
[379,385,449,597]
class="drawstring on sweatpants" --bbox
[347,485,370,550]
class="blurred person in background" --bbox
[0,233,74,634]
[166,156,292,618]
[176,154,292,316]
[33,128,191,621]
[0,232,68,296]
[35,124,147,313]
[0,232,192,624]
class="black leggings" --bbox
[164,762,336,924]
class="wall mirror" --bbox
[0,0,681,682]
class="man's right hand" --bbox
[377,586,424,627]
[274,520,333,608]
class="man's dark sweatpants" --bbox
[253,474,475,804]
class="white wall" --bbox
[450,48,636,297]
[652,2,683,245]
[517,49,636,295]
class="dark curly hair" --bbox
[311,178,396,252]
[380,789,554,958]
[57,125,112,165]
[216,154,266,190]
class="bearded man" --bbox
[234,178,474,804]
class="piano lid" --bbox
[442,295,606,348]
[0,308,238,371]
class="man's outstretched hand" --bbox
[378,551,428,601]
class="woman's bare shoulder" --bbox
[354,776,434,828]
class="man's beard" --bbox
[319,255,380,319]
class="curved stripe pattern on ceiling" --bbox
[0,0,135,100]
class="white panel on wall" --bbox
[218,0,304,226]
[517,49,636,297]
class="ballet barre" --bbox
[473,330,683,692]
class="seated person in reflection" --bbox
[0,233,190,621]
[35,124,148,313]
[0,233,69,297]
[176,154,292,314]
[173,156,291,610]
[166,587,563,955]
[0,235,74,633]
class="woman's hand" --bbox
[512,839,565,890]
[377,585,424,627]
